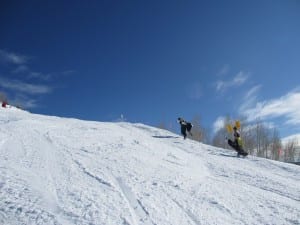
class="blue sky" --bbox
[1,0,300,138]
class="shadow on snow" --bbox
[152,135,179,139]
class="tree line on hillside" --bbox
[158,115,299,163]
[0,92,23,109]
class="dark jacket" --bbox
[178,118,192,139]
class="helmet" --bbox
[177,117,183,123]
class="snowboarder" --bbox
[226,126,248,157]
[177,117,193,139]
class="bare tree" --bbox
[283,139,297,162]
[115,114,127,122]
[189,115,202,142]
[255,120,271,157]
[211,115,232,149]
[157,121,168,131]
[241,126,256,155]
[189,115,209,143]
[270,128,282,160]
[212,127,228,149]
[0,92,7,102]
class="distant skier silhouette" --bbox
[177,117,193,139]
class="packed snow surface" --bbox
[0,107,299,225]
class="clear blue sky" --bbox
[1,0,300,138]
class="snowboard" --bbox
[227,139,248,157]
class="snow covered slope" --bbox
[0,107,299,225]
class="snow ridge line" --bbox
[73,160,113,188]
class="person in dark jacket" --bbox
[2,101,7,108]
[226,126,248,156]
[177,117,193,139]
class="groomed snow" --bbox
[0,106,299,225]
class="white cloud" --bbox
[0,77,52,95]
[213,116,225,133]
[242,89,300,126]
[233,72,248,85]
[0,49,29,65]
[245,85,261,99]
[215,71,249,93]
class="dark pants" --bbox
[227,139,247,156]
[186,123,192,132]
[181,125,187,139]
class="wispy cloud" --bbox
[239,85,262,112]
[217,64,230,76]
[0,49,29,65]
[215,71,249,93]
[11,94,39,109]
[233,72,249,84]
[27,70,76,81]
[61,70,76,76]
[0,49,74,109]
[213,116,225,133]
[11,65,29,74]
[27,72,52,81]
[241,89,300,125]
[245,85,261,99]
[0,77,52,95]
[1,49,75,81]
[187,82,203,100]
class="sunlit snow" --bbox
[0,106,299,225]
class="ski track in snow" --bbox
[0,107,300,225]
[116,177,154,225]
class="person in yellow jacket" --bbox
[226,126,248,156]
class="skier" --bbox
[177,117,193,139]
[226,126,248,156]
